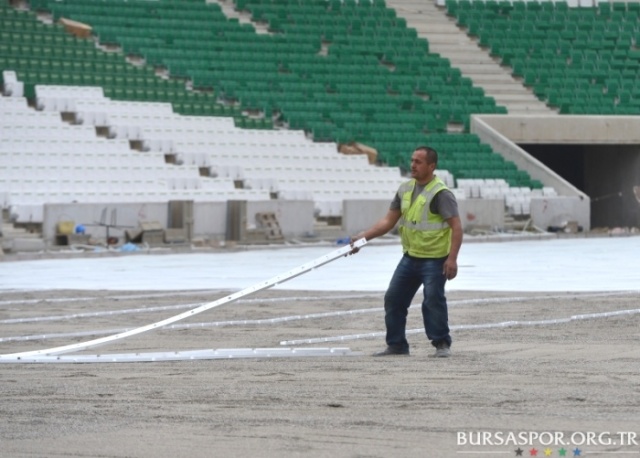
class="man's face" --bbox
[410,149,435,184]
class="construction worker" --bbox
[350,146,463,358]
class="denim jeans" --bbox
[383,254,452,351]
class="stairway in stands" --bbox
[386,0,557,115]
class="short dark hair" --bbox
[415,146,438,165]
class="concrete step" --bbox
[507,109,559,116]
[455,64,513,75]
[389,2,441,12]
[480,91,534,103]
[432,53,495,65]
[468,72,519,83]
[428,48,495,62]
[387,0,559,115]
[389,0,447,12]
[479,83,533,93]
[407,13,456,22]
[1,223,39,237]
[464,76,519,86]
[1,237,46,253]
[484,82,532,93]
[492,92,542,102]
[414,24,461,34]
[499,98,551,108]
[503,107,555,115]
[428,43,481,54]
[412,20,463,30]
[418,32,474,45]
[495,100,549,111]
[426,35,478,46]
[2,231,42,239]
[215,0,270,34]
[1,220,46,255]
[491,94,544,105]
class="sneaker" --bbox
[372,346,410,357]
[434,342,451,358]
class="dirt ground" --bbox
[1,287,639,457]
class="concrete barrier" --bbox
[342,198,505,235]
[42,200,316,246]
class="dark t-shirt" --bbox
[390,180,459,220]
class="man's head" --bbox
[410,146,438,184]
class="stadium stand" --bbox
[0,92,272,223]
[445,0,640,115]
[5,0,616,246]
[1,0,533,176]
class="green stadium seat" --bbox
[0,0,537,185]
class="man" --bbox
[350,146,463,358]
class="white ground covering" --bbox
[1,236,638,292]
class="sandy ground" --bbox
[1,287,639,458]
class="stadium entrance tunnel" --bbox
[472,115,640,231]
[521,143,640,229]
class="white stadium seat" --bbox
[2,81,561,224]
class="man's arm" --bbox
[349,208,401,253]
[443,215,463,280]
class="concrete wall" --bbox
[192,201,227,241]
[247,200,315,238]
[341,198,505,235]
[342,200,392,236]
[471,115,593,229]
[43,200,316,245]
[530,196,590,232]
[43,202,169,243]
[457,198,505,230]
[476,115,640,145]
[473,115,639,228]
[472,116,588,198]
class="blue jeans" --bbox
[383,254,452,351]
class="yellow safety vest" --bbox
[398,177,452,258]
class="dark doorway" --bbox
[520,144,640,228]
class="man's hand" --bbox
[443,215,462,281]
[443,258,458,280]
[346,209,400,256]
[348,236,362,255]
